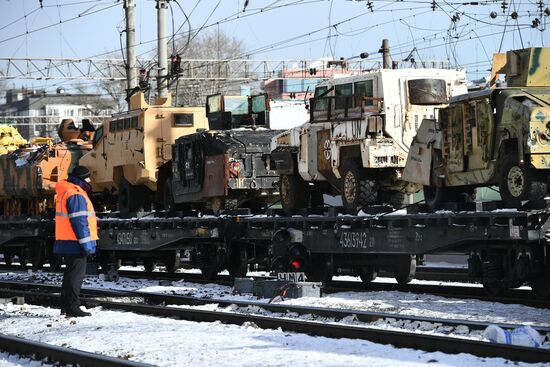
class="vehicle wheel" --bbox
[379,190,405,209]
[305,254,333,284]
[341,159,377,214]
[227,248,248,279]
[164,251,181,273]
[143,259,157,272]
[280,174,309,215]
[357,265,378,283]
[163,178,175,214]
[529,271,550,299]
[499,153,547,207]
[393,255,416,284]
[17,253,29,268]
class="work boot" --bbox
[65,307,91,317]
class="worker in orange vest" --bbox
[54,165,98,317]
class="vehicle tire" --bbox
[341,159,377,214]
[357,265,378,283]
[280,174,309,215]
[379,190,405,209]
[393,255,416,284]
[499,153,547,207]
[143,259,157,272]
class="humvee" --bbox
[271,67,467,214]
[158,93,280,214]
[404,47,550,208]
[79,92,208,215]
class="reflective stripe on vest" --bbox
[55,180,98,242]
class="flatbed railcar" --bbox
[0,202,549,299]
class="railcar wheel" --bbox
[393,255,416,284]
[164,251,181,273]
[483,282,506,297]
[143,259,157,272]
[201,267,218,280]
[17,253,29,268]
[341,159,377,214]
[2,252,14,266]
[529,271,550,299]
[357,265,378,283]
[280,174,308,215]
[227,248,248,279]
[48,255,63,271]
[499,153,547,207]
[306,254,334,284]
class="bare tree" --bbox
[168,29,246,107]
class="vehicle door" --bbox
[446,104,465,173]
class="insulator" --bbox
[490,11,497,19]
[511,11,518,20]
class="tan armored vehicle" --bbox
[0,126,27,154]
[404,47,550,208]
[79,92,208,215]
[271,66,467,214]
[0,119,95,216]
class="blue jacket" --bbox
[53,176,97,255]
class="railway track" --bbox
[0,333,152,367]
[0,281,549,363]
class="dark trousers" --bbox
[61,254,87,311]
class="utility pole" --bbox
[157,0,169,99]
[124,0,136,109]
[380,39,391,69]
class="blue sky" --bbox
[1,0,548,91]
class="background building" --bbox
[0,88,114,140]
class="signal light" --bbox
[291,260,301,269]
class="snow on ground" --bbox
[0,302,548,367]
[1,269,549,366]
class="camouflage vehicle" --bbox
[159,93,279,214]
[0,125,27,154]
[404,47,550,208]
[271,66,468,214]
[0,118,95,216]
[79,92,208,215]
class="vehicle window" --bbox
[313,86,329,112]
[408,79,448,105]
[354,80,374,107]
[93,125,103,147]
[207,94,223,114]
[225,97,249,115]
[109,121,116,132]
[174,113,194,127]
[335,83,353,110]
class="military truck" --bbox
[271,66,468,214]
[79,92,208,215]
[0,118,95,217]
[404,47,550,208]
[159,93,280,214]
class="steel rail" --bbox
[0,333,153,367]
[0,283,549,363]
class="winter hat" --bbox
[70,165,91,180]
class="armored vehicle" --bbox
[159,93,280,214]
[271,66,467,214]
[79,92,208,215]
[0,125,27,154]
[0,118,95,217]
[404,47,550,208]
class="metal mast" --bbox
[124,0,136,109]
[157,0,169,98]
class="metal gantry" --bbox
[0,57,390,81]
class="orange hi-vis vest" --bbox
[55,180,98,242]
